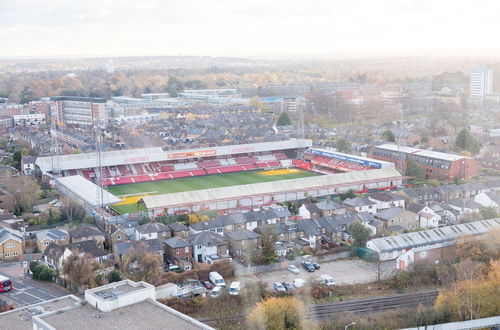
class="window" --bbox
[198,245,202,249]
[4,253,9,257]
[148,233,152,237]
[7,243,14,248]
[184,247,189,253]
[176,248,179,254]
[13,252,18,256]
[217,228,222,233]
[116,235,121,240]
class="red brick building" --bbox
[371,144,477,181]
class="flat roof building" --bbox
[370,144,477,181]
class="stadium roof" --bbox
[55,175,121,207]
[367,218,500,253]
[36,147,165,172]
[140,167,401,210]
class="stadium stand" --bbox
[173,162,199,170]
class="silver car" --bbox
[287,264,300,274]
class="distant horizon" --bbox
[2,0,500,59]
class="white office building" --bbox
[470,66,493,100]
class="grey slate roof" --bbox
[448,199,482,209]
[69,225,104,239]
[343,197,376,207]
[225,229,261,241]
[115,239,161,256]
[375,207,405,220]
[36,228,69,242]
[168,221,189,232]
[406,203,426,214]
[66,240,107,257]
[188,231,227,246]
[137,222,170,234]
[0,227,22,244]
[316,199,343,211]
[43,242,65,259]
[369,192,404,202]
[164,237,191,248]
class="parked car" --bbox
[210,286,222,298]
[282,282,294,291]
[209,271,225,287]
[312,262,320,270]
[318,274,336,286]
[301,261,315,272]
[293,278,306,288]
[273,282,286,292]
[229,281,241,296]
[287,265,300,274]
[164,264,182,273]
[202,281,213,290]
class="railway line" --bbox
[198,290,439,326]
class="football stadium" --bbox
[35,140,402,217]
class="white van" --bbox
[229,281,240,296]
[209,271,225,287]
[319,274,336,286]
[293,278,306,288]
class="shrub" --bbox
[210,259,234,279]
[30,262,56,282]
[108,270,122,283]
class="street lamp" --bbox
[345,322,356,330]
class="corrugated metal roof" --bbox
[368,218,500,253]
[141,168,402,209]
[55,175,121,207]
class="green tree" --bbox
[340,189,356,201]
[12,151,22,170]
[108,270,123,283]
[335,138,352,153]
[382,129,396,142]
[479,207,498,220]
[276,112,292,126]
[405,155,424,179]
[455,128,480,154]
[30,262,57,282]
[254,226,277,265]
[349,221,371,248]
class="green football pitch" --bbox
[107,169,320,215]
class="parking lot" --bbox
[239,259,396,289]
[0,264,69,308]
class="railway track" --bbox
[198,290,439,326]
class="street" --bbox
[0,262,70,308]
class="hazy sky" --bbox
[1,0,500,57]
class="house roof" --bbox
[36,228,69,242]
[369,192,404,203]
[0,226,22,245]
[303,202,321,214]
[115,239,161,256]
[43,242,65,259]
[66,240,107,257]
[374,207,405,220]
[225,229,261,241]
[357,211,376,223]
[315,199,343,211]
[406,203,426,214]
[168,222,189,232]
[448,199,482,209]
[137,222,170,234]
[343,197,376,207]
[69,225,104,239]
[188,231,227,246]
[189,218,224,231]
[164,237,191,248]
[484,191,500,205]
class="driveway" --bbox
[239,258,397,288]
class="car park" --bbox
[287,265,300,274]
[273,282,286,292]
[282,282,294,291]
